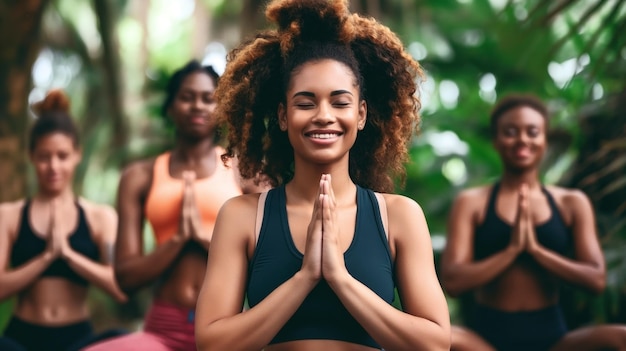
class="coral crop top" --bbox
[144,150,242,246]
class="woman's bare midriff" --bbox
[475,260,559,311]
[154,250,207,309]
[265,340,380,351]
[14,278,89,325]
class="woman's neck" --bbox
[171,137,216,165]
[34,187,75,203]
[287,160,356,206]
[500,169,541,191]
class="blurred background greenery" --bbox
[1,0,624,333]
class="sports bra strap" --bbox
[374,193,389,239]
[255,191,269,246]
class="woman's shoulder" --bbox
[0,199,26,234]
[448,185,493,217]
[77,198,117,239]
[545,185,588,199]
[117,157,159,196]
[219,192,266,217]
[78,198,116,220]
[0,199,26,214]
[456,185,493,201]
[0,200,25,244]
[214,192,267,245]
[375,193,425,225]
[377,192,419,208]
[544,185,593,213]
[121,157,157,179]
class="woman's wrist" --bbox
[506,243,524,256]
[42,248,58,262]
[294,270,321,289]
[325,270,352,291]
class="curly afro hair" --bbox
[216,0,424,193]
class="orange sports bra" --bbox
[144,150,242,245]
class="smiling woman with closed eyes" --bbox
[441,94,626,351]
[193,1,451,351]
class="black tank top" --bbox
[10,201,101,286]
[247,185,394,348]
[474,183,572,260]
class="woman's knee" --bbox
[451,325,495,351]
[553,324,626,351]
[81,332,169,351]
[0,337,26,351]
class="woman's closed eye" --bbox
[527,127,540,137]
[295,103,316,109]
[178,93,193,103]
[503,127,518,137]
[202,94,216,104]
[333,101,351,108]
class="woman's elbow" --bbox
[195,336,209,351]
[195,332,227,351]
[111,288,129,304]
[0,290,13,301]
[427,330,452,351]
[414,327,451,351]
[442,283,463,298]
[589,272,606,295]
[114,267,141,294]
[440,272,464,298]
[436,335,453,351]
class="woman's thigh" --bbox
[81,332,172,351]
[551,325,626,351]
[451,325,496,351]
[0,337,26,351]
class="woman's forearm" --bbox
[330,274,450,351]
[0,251,56,300]
[63,249,127,302]
[115,237,187,292]
[443,246,520,297]
[196,271,317,351]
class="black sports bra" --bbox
[247,185,394,348]
[10,200,101,286]
[474,183,572,260]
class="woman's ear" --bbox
[358,100,367,130]
[278,103,287,131]
[75,147,83,164]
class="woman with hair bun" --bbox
[85,60,268,351]
[194,1,451,350]
[0,90,127,351]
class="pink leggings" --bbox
[83,300,196,351]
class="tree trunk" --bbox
[193,1,211,59]
[240,0,266,41]
[0,0,51,202]
[93,0,128,152]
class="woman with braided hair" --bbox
[195,1,451,350]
